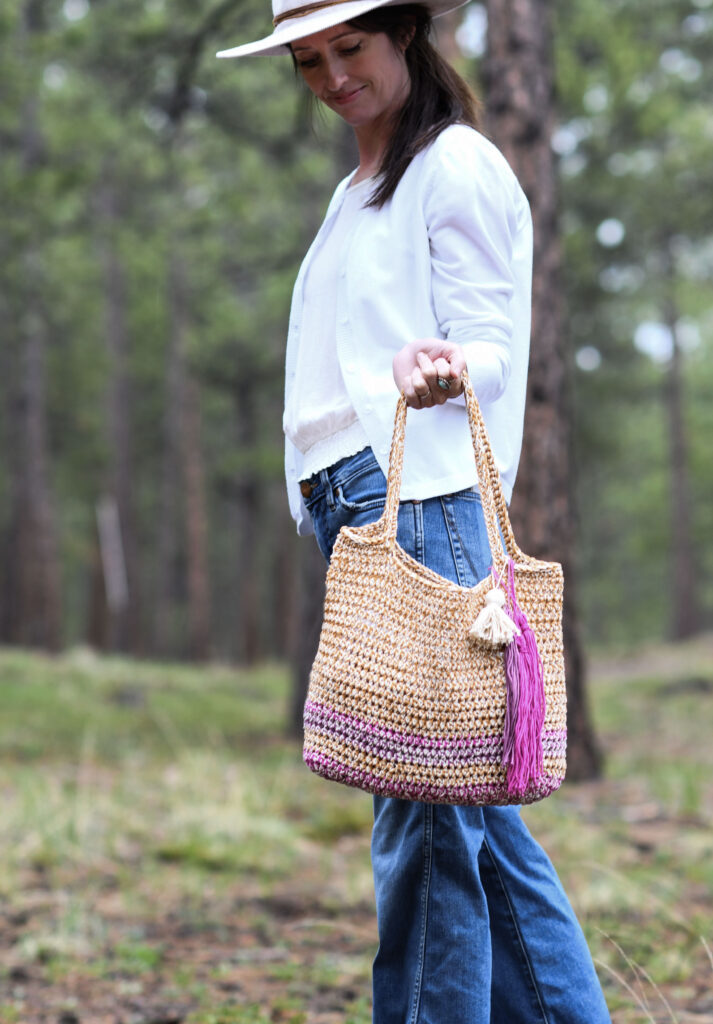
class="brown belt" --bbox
[300,479,316,499]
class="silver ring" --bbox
[436,376,451,392]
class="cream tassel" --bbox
[469,588,520,647]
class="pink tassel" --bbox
[497,560,546,794]
[502,635,520,769]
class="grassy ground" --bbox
[0,638,712,1023]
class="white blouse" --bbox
[282,176,372,480]
[283,125,533,537]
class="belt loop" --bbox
[322,467,336,510]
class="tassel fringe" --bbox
[469,587,520,646]
[495,561,546,795]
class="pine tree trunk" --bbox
[234,384,262,664]
[96,178,143,654]
[6,300,63,651]
[155,253,183,656]
[3,3,62,651]
[434,9,462,62]
[273,495,301,662]
[87,524,109,649]
[181,369,212,660]
[155,250,212,659]
[155,247,212,659]
[483,0,602,779]
[661,245,701,640]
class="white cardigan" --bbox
[284,124,533,537]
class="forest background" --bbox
[1,0,712,671]
[2,0,713,1021]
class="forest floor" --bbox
[1,636,713,1024]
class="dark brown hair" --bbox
[293,4,481,207]
[347,5,480,205]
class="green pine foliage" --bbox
[0,0,710,653]
[555,0,713,644]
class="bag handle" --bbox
[381,370,523,573]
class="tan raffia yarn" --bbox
[303,372,567,806]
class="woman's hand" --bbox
[393,339,466,409]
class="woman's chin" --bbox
[325,93,377,127]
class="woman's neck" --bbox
[352,124,389,183]
[352,79,409,183]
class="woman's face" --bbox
[292,23,411,131]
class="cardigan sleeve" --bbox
[424,128,529,405]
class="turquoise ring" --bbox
[436,376,451,391]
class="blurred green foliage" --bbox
[0,0,710,652]
[553,0,713,643]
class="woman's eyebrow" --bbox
[292,30,356,51]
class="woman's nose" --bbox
[323,58,348,92]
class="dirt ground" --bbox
[2,641,713,1023]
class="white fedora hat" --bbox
[216,0,468,60]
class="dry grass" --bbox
[0,639,712,1022]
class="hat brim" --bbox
[216,0,468,59]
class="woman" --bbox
[218,4,611,1022]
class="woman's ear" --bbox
[398,22,417,52]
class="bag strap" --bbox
[380,371,523,573]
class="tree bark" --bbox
[273,495,301,662]
[661,244,701,640]
[181,370,212,660]
[434,9,463,63]
[155,247,213,659]
[95,177,143,654]
[234,384,262,664]
[5,298,63,651]
[155,260,184,656]
[3,0,62,651]
[483,0,602,779]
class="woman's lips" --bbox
[331,86,365,106]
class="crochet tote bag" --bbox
[303,372,567,806]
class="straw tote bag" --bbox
[303,372,567,806]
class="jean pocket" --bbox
[440,489,492,586]
[335,460,388,513]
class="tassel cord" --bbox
[493,560,547,794]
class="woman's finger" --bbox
[403,373,423,409]
[433,357,451,381]
[415,352,446,404]
[419,351,455,404]
[411,365,430,396]
[428,356,452,403]
[404,370,433,409]
[436,357,464,399]
[416,351,437,389]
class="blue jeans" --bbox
[303,447,610,1024]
